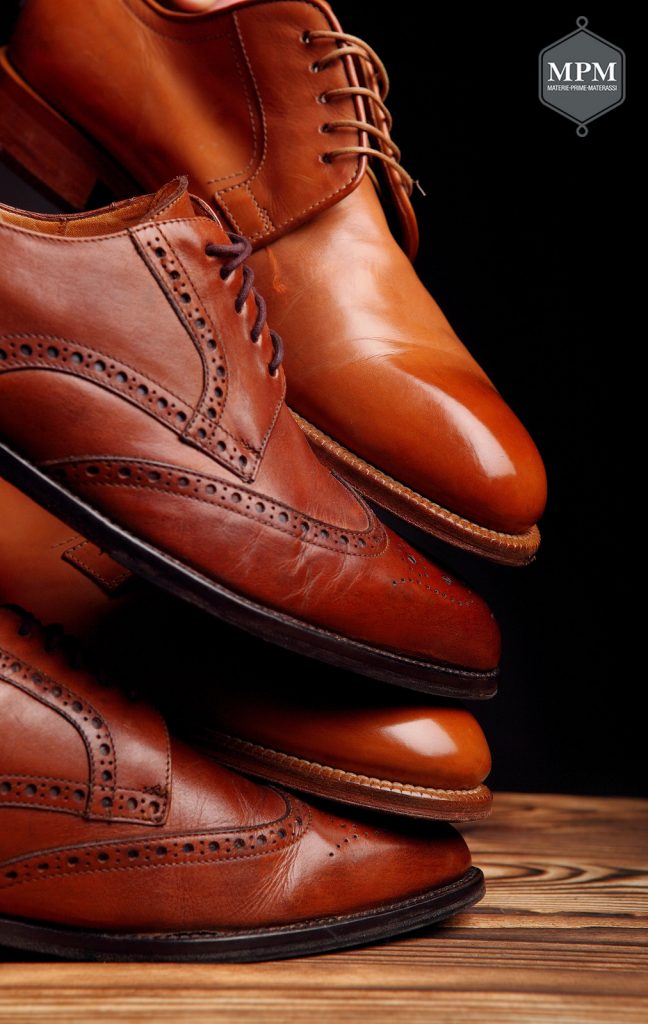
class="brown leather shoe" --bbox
[0,478,493,821]
[0,604,483,961]
[0,0,547,565]
[0,180,501,697]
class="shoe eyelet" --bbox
[300,30,311,44]
[319,123,331,134]
[318,93,329,105]
[320,153,332,164]
[310,62,321,73]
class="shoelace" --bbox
[305,29,420,197]
[5,603,84,668]
[2,603,137,695]
[205,234,284,376]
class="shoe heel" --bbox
[0,47,135,209]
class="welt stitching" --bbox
[59,476,386,559]
[295,413,535,545]
[214,733,486,797]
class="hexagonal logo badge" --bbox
[539,17,625,136]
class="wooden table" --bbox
[0,793,646,1022]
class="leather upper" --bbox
[8,0,547,535]
[0,478,491,792]
[0,606,471,931]
[0,183,500,670]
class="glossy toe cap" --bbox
[207,689,492,791]
[405,366,547,534]
[345,359,548,537]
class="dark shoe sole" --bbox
[0,441,498,698]
[195,727,493,822]
[0,867,483,962]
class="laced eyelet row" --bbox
[301,27,417,195]
[205,235,283,377]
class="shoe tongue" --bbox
[147,176,198,222]
[145,176,231,243]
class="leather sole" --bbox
[195,728,493,821]
[293,413,541,567]
[0,49,538,566]
[0,440,498,698]
[0,867,483,962]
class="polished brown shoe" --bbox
[0,0,547,565]
[0,604,483,961]
[0,478,493,820]
[0,181,500,696]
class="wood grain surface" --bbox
[0,792,646,1023]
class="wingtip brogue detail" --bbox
[131,220,286,484]
[0,0,546,560]
[44,458,389,559]
[0,184,500,694]
[0,607,172,827]
[0,606,482,960]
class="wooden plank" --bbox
[0,793,646,1023]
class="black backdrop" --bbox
[0,3,639,795]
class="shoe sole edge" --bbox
[194,728,493,821]
[0,867,484,962]
[0,440,498,699]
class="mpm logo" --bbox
[539,17,625,136]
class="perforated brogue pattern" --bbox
[132,224,280,483]
[0,795,309,890]
[389,539,476,608]
[0,775,165,824]
[0,648,169,825]
[0,334,194,433]
[49,458,387,557]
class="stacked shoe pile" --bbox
[0,0,545,961]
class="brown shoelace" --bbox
[205,234,284,376]
[3,603,139,695]
[305,29,420,196]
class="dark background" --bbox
[0,4,639,795]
